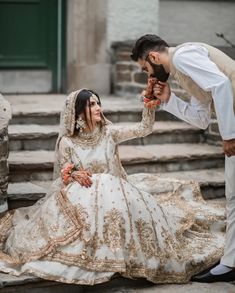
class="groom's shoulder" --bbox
[172,42,209,63]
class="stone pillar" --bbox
[66,0,110,95]
[0,94,11,213]
[66,0,159,95]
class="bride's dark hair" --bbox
[74,89,101,132]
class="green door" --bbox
[0,0,65,92]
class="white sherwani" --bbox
[162,43,235,267]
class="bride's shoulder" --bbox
[105,123,116,134]
[59,136,73,148]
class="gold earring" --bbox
[76,116,86,132]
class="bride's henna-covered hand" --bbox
[61,163,75,185]
[144,98,161,110]
[72,167,93,188]
[144,77,157,99]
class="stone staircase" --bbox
[6,94,225,210]
[1,94,227,292]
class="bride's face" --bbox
[85,95,102,126]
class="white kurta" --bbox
[0,107,225,284]
[162,43,235,267]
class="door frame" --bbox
[56,0,67,92]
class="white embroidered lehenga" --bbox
[0,90,225,285]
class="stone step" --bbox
[7,168,225,209]
[2,272,234,293]
[8,142,224,182]
[8,122,204,151]
[7,94,178,125]
[11,108,177,125]
[9,124,58,151]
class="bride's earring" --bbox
[76,116,86,132]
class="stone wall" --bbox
[107,0,159,49]
[159,1,235,47]
[0,94,11,213]
[111,41,235,145]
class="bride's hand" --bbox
[142,78,161,109]
[144,99,161,110]
[72,168,93,188]
[143,96,161,109]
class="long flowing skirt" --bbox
[0,173,225,285]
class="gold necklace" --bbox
[72,126,106,148]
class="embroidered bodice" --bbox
[58,107,155,178]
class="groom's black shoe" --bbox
[192,261,220,278]
[191,269,235,283]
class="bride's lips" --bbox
[94,112,101,120]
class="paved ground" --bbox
[130,283,235,293]
[1,272,235,293]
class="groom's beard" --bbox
[150,64,170,82]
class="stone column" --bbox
[0,94,11,213]
[66,0,110,95]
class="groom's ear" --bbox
[149,51,161,64]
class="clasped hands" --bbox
[61,164,92,188]
[71,168,93,188]
[143,78,171,109]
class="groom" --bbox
[131,34,235,283]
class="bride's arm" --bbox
[58,136,73,170]
[109,105,155,144]
[58,137,92,187]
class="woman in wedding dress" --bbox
[0,89,225,285]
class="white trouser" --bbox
[221,155,235,267]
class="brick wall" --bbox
[111,41,235,145]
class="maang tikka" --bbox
[76,116,86,132]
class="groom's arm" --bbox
[161,93,211,129]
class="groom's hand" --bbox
[153,81,171,103]
[223,139,235,157]
[145,77,157,99]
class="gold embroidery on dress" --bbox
[103,208,126,251]
[88,162,107,174]
[126,237,138,257]
[135,218,158,259]
[59,145,72,168]
[0,211,14,249]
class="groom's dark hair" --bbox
[131,34,169,61]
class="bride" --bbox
[0,88,225,285]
